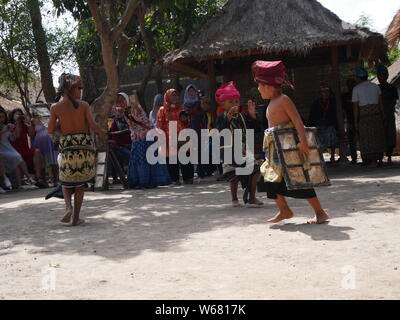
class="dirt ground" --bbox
[1,162,400,300]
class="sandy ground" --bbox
[1,163,400,300]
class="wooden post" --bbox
[208,60,217,109]
[330,46,348,163]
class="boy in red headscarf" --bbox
[253,61,329,224]
[215,82,264,208]
[156,89,194,185]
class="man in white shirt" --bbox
[352,67,386,167]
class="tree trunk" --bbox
[27,0,56,103]
[155,67,163,94]
[137,63,153,112]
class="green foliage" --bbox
[354,13,376,30]
[0,0,75,105]
[0,0,38,95]
[388,48,400,65]
[53,0,228,68]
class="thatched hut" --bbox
[162,0,388,159]
[386,9,400,49]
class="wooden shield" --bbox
[272,127,330,190]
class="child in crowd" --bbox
[215,82,264,208]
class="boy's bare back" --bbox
[50,99,90,135]
[266,94,295,128]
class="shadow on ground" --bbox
[0,165,399,261]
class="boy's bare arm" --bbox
[48,105,57,134]
[283,96,309,153]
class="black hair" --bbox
[0,106,8,124]
[55,73,80,108]
[9,108,24,124]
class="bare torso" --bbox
[266,94,292,127]
[50,99,89,135]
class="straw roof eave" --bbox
[386,10,400,48]
[162,0,388,68]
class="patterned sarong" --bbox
[358,104,386,161]
[59,133,96,187]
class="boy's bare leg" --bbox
[248,172,263,205]
[268,195,294,223]
[61,187,73,223]
[306,197,330,224]
[72,186,85,226]
[230,177,243,207]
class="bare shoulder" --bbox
[50,101,62,114]
[79,100,90,109]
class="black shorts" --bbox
[261,178,317,200]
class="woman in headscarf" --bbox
[157,89,194,185]
[108,92,132,184]
[126,92,171,188]
[149,94,164,128]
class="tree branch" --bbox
[111,0,141,42]
[87,0,107,36]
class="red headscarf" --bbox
[252,60,293,88]
[215,82,241,103]
[164,89,181,109]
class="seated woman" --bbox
[308,85,338,163]
[31,111,59,186]
[0,106,35,189]
[126,92,171,189]
[108,92,132,184]
[9,108,48,188]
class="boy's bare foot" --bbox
[232,200,244,207]
[71,219,85,226]
[307,211,330,224]
[60,208,73,223]
[267,209,294,223]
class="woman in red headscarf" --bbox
[156,89,194,185]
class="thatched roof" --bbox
[0,96,22,112]
[163,0,388,68]
[386,9,400,49]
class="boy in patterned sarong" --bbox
[48,73,107,226]
[253,61,330,224]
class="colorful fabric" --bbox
[127,139,171,188]
[128,105,152,143]
[32,123,58,167]
[156,89,186,157]
[0,129,23,174]
[316,126,337,151]
[215,82,240,103]
[358,104,386,161]
[59,133,96,187]
[11,124,37,171]
[252,60,293,88]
